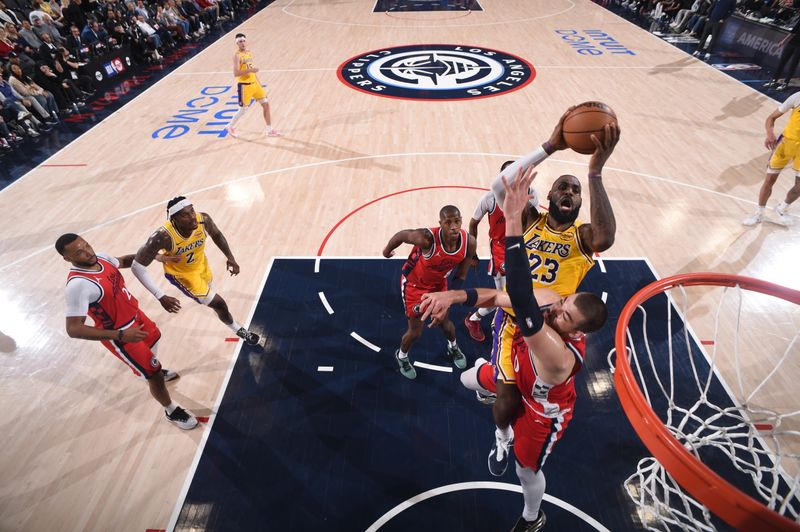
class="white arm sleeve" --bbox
[491,145,551,205]
[65,277,101,317]
[778,92,800,113]
[472,192,495,221]
[131,260,165,300]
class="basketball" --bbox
[562,102,618,155]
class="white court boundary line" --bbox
[166,256,275,532]
[364,481,610,531]
[351,331,381,352]
[413,361,453,373]
[318,291,334,314]
[0,152,770,272]
[281,0,576,28]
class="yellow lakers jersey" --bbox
[523,212,595,296]
[161,213,208,275]
[236,51,257,83]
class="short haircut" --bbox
[167,195,187,216]
[55,233,79,255]
[235,33,246,39]
[573,292,608,333]
[500,160,514,171]
[439,205,460,219]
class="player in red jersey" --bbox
[382,205,477,379]
[464,160,540,344]
[419,170,608,531]
[57,233,198,430]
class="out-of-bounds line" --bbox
[166,257,275,532]
[281,0,576,28]
[173,67,336,75]
[413,361,452,373]
[597,259,606,273]
[318,291,334,314]
[317,366,334,372]
[601,291,608,303]
[351,331,381,352]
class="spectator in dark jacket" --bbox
[693,0,736,60]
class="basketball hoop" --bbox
[611,273,800,531]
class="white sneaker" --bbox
[704,52,711,61]
[225,126,238,138]
[775,209,793,226]
[165,405,198,430]
[742,212,763,226]
[266,128,282,137]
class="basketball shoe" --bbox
[447,344,467,369]
[395,350,417,380]
[266,128,282,137]
[236,327,260,346]
[225,126,238,138]
[776,206,793,226]
[166,406,198,430]
[511,511,546,532]
[161,368,179,382]
[488,429,513,476]
[464,314,485,342]
[742,210,763,226]
[476,390,496,405]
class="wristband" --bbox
[588,172,602,180]
[543,141,555,155]
[464,288,478,307]
[117,329,123,341]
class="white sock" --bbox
[397,349,408,359]
[777,201,789,213]
[496,425,513,442]
[228,107,247,128]
[228,320,242,332]
[516,462,546,521]
[165,401,178,414]
[477,306,494,318]
[468,311,482,321]
[756,205,766,215]
[447,339,457,349]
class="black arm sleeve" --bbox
[505,236,544,337]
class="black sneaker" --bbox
[236,327,260,346]
[165,406,198,430]
[161,368,179,382]
[511,511,546,532]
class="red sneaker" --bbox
[464,315,485,342]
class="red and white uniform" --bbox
[477,330,585,472]
[400,227,468,318]
[65,253,162,379]
[472,192,507,277]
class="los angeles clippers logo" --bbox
[337,45,535,101]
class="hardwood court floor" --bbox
[0,1,798,530]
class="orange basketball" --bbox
[562,102,617,155]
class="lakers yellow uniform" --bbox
[236,50,266,107]
[494,212,595,384]
[769,93,800,172]
[162,213,214,302]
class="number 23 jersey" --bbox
[523,212,594,297]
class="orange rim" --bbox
[614,272,800,531]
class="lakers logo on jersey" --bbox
[162,213,208,276]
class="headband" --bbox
[167,198,192,217]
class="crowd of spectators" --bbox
[0,0,250,153]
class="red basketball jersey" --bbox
[513,334,586,419]
[66,257,140,330]
[401,227,468,290]
[487,199,506,266]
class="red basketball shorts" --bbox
[100,311,163,379]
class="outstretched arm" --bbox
[203,212,239,275]
[578,122,620,254]
[132,229,181,312]
[382,228,433,258]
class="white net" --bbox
[610,280,800,531]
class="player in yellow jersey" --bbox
[742,91,800,227]
[131,196,260,345]
[477,109,620,476]
[224,33,280,139]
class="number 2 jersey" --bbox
[401,227,468,290]
[161,212,209,277]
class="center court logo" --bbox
[337,44,534,101]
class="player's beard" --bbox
[75,255,98,268]
[548,199,580,225]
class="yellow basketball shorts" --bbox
[768,137,800,172]
[164,265,214,303]
[237,82,267,106]
[490,308,519,385]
